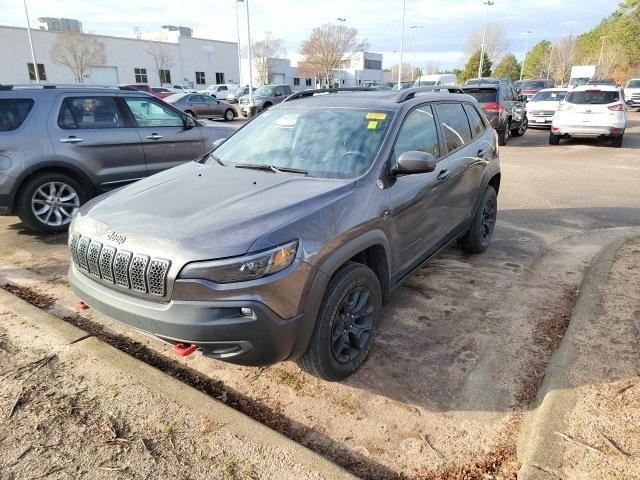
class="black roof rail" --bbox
[283,87,379,103]
[0,83,138,91]
[394,85,465,103]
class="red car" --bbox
[516,78,555,101]
[121,84,172,100]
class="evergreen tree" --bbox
[460,50,492,83]
[522,40,552,78]
[493,53,521,81]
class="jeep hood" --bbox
[76,161,355,260]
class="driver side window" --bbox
[123,97,184,127]
[392,105,440,163]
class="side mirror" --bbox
[184,115,197,129]
[391,151,437,175]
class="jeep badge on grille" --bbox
[106,231,127,245]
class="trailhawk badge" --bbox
[106,231,127,245]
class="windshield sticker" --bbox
[366,112,387,120]
[367,120,379,129]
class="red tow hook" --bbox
[75,300,90,311]
[173,343,198,357]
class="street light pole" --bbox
[23,0,39,83]
[519,29,532,80]
[241,0,254,107]
[397,0,406,90]
[546,43,554,80]
[478,0,494,79]
[598,36,608,66]
[336,17,346,88]
[234,0,242,85]
[410,25,423,82]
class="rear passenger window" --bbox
[435,103,473,152]
[58,97,124,129]
[463,104,485,137]
[392,105,440,161]
[0,99,34,132]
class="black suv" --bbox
[462,83,527,145]
[68,87,501,380]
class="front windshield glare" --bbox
[531,91,567,102]
[208,107,392,178]
[253,86,273,96]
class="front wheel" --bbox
[298,262,382,381]
[16,172,87,234]
[459,186,497,254]
[511,116,527,137]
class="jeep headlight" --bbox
[178,241,298,283]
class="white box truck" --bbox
[569,65,598,88]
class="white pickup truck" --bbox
[569,65,598,88]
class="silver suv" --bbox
[68,87,501,380]
[0,84,230,233]
[238,84,293,117]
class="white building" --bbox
[239,51,384,91]
[0,24,239,88]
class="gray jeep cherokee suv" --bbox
[0,84,230,233]
[68,87,501,380]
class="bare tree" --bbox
[384,63,419,82]
[423,62,441,75]
[252,32,284,85]
[464,23,508,63]
[147,43,174,84]
[298,23,368,87]
[50,32,107,83]
[549,35,577,84]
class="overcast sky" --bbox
[0,0,619,69]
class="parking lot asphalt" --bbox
[0,112,638,478]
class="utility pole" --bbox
[478,0,494,79]
[546,43,554,80]
[519,29,532,80]
[23,0,39,83]
[397,0,406,90]
[410,25,423,82]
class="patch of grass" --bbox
[224,457,238,478]
[331,394,357,412]
[242,463,257,479]
[269,368,304,390]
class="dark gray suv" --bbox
[0,84,230,233]
[68,87,501,380]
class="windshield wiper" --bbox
[234,163,307,175]
[211,154,225,166]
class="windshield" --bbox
[565,90,619,104]
[570,78,589,87]
[254,86,275,96]
[207,106,392,179]
[462,88,498,103]
[627,80,640,88]
[531,90,567,102]
[164,93,186,103]
[520,81,547,89]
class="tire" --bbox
[185,110,196,119]
[549,133,561,145]
[497,122,509,146]
[459,186,497,254]
[262,102,273,110]
[211,95,217,99]
[511,116,527,137]
[298,262,382,381]
[611,135,623,148]
[224,109,235,121]
[16,172,87,234]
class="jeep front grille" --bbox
[70,233,170,297]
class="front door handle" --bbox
[146,134,163,140]
[437,169,451,182]
[477,149,487,158]
[60,136,84,143]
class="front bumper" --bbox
[528,115,553,127]
[626,99,640,107]
[69,264,311,365]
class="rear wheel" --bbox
[549,132,561,145]
[497,123,509,146]
[298,262,382,381]
[459,186,497,254]
[224,109,235,121]
[611,135,623,148]
[185,110,196,119]
[17,172,87,234]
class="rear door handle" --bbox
[146,134,163,140]
[60,137,84,143]
[436,169,451,181]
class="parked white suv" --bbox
[624,78,640,110]
[526,88,568,128]
[199,84,236,100]
[550,85,627,147]
[170,84,197,94]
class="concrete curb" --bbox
[517,232,640,480]
[0,289,357,480]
